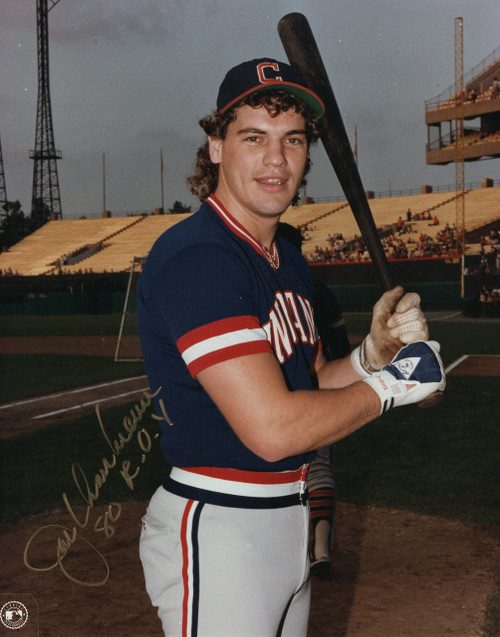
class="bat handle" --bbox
[418,391,444,408]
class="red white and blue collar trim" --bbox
[207,194,279,270]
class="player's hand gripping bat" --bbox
[278,12,443,407]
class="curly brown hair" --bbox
[187,90,320,204]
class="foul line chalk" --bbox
[0,375,148,410]
[31,386,150,420]
[445,355,469,374]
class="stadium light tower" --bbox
[454,16,465,255]
[0,134,7,212]
[30,0,63,220]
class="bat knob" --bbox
[417,391,444,409]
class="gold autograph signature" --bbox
[23,387,172,587]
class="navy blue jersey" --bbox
[137,195,318,471]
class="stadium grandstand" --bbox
[425,46,500,164]
[0,183,498,320]
[0,185,498,278]
[1,46,499,317]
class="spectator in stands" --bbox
[492,77,500,99]
[406,208,412,222]
[430,215,439,226]
[486,289,495,315]
[480,255,489,274]
[467,88,477,102]
[479,285,496,316]
[308,220,462,264]
[491,286,500,312]
[495,249,500,273]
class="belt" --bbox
[164,465,310,509]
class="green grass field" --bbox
[1,313,498,528]
[1,312,499,632]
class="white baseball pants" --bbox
[140,467,311,637]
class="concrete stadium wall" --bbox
[0,282,462,315]
[0,290,129,316]
[310,257,462,287]
[0,257,495,315]
[311,258,463,310]
[329,282,461,312]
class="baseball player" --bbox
[137,57,444,636]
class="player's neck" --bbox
[213,191,282,250]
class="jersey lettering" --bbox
[262,291,316,364]
[284,292,308,343]
[297,295,316,346]
[266,306,293,364]
[257,62,283,84]
[275,292,298,345]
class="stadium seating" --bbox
[0,217,139,276]
[0,187,498,275]
[61,214,189,274]
[285,188,500,260]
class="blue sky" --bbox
[1,0,499,217]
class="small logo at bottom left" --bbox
[0,601,29,630]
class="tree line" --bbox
[0,200,50,252]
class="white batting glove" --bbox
[362,340,445,415]
[351,286,428,377]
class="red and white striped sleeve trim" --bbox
[176,315,272,377]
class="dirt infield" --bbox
[1,501,498,637]
[2,334,500,376]
[1,336,499,636]
[0,334,143,358]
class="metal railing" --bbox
[61,180,500,219]
[425,45,500,112]
[307,180,499,205]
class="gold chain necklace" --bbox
[262,242,280,271]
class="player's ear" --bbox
[208,136,222,164]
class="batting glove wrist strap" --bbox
[351,342,377,377]
[362,340,445,415]
[351,341,375,378]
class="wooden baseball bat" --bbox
[278,12,443,408]
[278,12,393,291]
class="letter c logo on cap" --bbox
[257,62,283,85]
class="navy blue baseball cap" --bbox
[216,58,325,119]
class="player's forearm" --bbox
[260,381,380,461]
[270,340,445,461]
[198,351,380,463]
[315,353,365,389]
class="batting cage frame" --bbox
[114,255,147,362]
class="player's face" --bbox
[209,104,308,231]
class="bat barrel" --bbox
[279,13,394,291]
